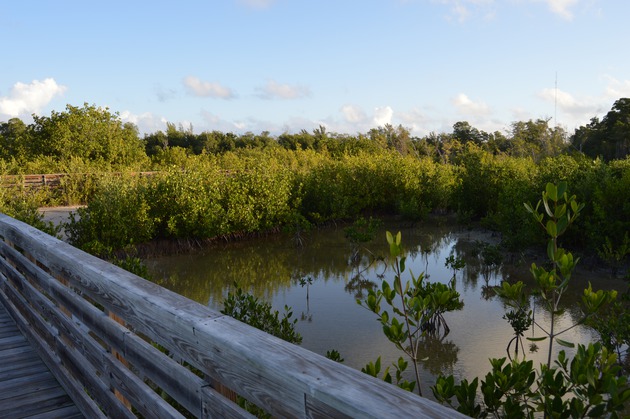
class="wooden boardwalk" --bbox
[0,214,463,418]
[0,302,83,418]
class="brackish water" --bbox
[144,218,624,397]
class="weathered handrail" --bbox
[0,172,160,189]
[0,214,463,418]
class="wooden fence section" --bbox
[0,173,65,188]
[0,172,160,189]
[0,214,463,418]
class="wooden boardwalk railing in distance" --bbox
[0,214,463,418]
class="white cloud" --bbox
[183,76,234,99]
[538,88,595,115]
[536,75,630,129]
[373,106,394,126]
[119,110,169,134]
[200,110,248,132]
[0,78,66,117]
[256,80,310,100]
[538,0,578,20]
[398,108,432,135]
[341,105,366,123]
[452,93,491,116]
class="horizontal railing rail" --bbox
[0,214,462,418]
[0,172,160,189]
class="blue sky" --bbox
[1,0,629,137]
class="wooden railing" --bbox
[0,172,159,189]
[0,214,463,418]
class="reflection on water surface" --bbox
[144,219,623,397]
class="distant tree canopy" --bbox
[0,99,628,174]
[571,98,630,161]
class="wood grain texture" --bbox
[0,298,83,418]
[0,213,465,418]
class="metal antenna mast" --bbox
[554,72,558,127]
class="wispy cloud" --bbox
[538,0,579,20]
[154,84,177,102]
[398,107,433,135]
[256,80,310,100]
[433,0,496,22]
[0,78,66,117]
[538,88,594,115]
[602,75,630,99]
[341,105,366,123]
[452,93,491,116]
[236,0,276,9]
[183,76,235,99]
[434,0,579,21]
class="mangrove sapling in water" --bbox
[358,231,463,397]
[597,233,630,276]
[503,307,533,360]
[298,275,313,321]
[432,183,628,418]
[344,217,383,298]
[445,252,465,285]
[586,287,630,374]
[344,216,382,270]
[514,182,616,367]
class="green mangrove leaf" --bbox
[555,338,575,348]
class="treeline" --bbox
[1,99,629,175]
[0,101,629,268]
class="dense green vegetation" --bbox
[0,100,629,270]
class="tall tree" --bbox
[509,118,566,160]
[573,98,630,160]
[30,103,146,167]
[0,118,32,162]
[452,121,484,146]
[368,124,413,155]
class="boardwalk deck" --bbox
[0,302,83,419]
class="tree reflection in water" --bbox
[144,219,623,387]
[418,335,459,376]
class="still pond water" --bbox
[144,218,623,397]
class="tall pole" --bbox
[554,72,558,127]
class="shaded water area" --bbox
[144,218,625,397]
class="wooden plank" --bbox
[0,343,35,359]
[0,386,75,418]
[26,404,84,419]
[0,371,60,401]
[0,334,28,349]
[0,301,84,418]
[0,287,105,419]
[0,360,51,381]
